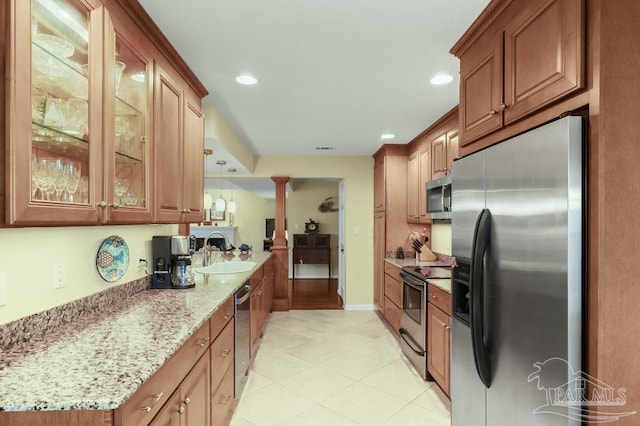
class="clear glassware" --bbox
[33,157,55,201]
[64,160,81,203]
[114,177,129,204]
[78,176,89,204]
[65,98,88,137]
[51,158,68,201]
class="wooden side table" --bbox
[292,234,331,288]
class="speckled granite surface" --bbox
[0,251,271,412]
[427,278,451,294]
[0,277,149,351]
[383,257,451,269]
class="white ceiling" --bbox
[138,0,489,158]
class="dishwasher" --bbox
[234,281,252,398]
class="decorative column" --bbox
[271,176,290,311]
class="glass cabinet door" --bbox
[103,19,152,223]
[30,0,90,205]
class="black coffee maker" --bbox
[151,235,196,289]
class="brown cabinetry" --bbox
[407,151,419,222]
[292,234,331,283]
[426,284,451,397]
[382,262,402,332]
[372,145,409,310]
[249,260,273,357]
[453,0,584,146]
[3,0,204,226]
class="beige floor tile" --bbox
[282,338,345,365]
[317,351,392,381]
[412,386,451,418]
[382,402,451,426]
[350,335,403,364]
[234,382,317,425]
[251,347,314,382]
[239,371,274,397]
[260,324,315,350]
[229,414,255,426]
[278,365,356,403]
[362,362,433,402]
[282,404,361,426]
[321,381,409,425]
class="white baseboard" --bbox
[289,275,338,279]
[343,304,376,311]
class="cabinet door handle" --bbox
[178,405,186,414]
[223,314,230,320]
[431,294,437,299]
[488,109,497,115]
[221,395,231,405]
[141,392,164,412]
[197,337,210,347]
[111,202,120,209]
[498,103,507,111]
[98,201,108,208]
[222,349,231,357]
[184,397,191,405]
[182,208,191,213]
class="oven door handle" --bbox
[400,273,425,290]
[399,328,425,356]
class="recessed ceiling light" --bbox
[430,73,454,85]
[380,134,395,140]
[236,75,258,85]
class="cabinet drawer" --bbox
[117,321,210,426]
[427,284,451,316]
[210,297,234,340]
[384,272,402,308]
[211,364,235,426]
[383,296,402,334]
[383,262,401,278]
[210,320,234,394]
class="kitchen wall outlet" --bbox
[353,226,360,235]
[0,272,7,306]
[137,248,146,263]
[294,223,299,229]
[53,264,65,289]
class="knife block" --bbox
[419,245,437,262]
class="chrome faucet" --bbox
[203,231,232,266]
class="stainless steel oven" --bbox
[399,266,451,380]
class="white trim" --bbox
[344,304,376,311]
[289,274,338,279]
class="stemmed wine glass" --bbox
[33,157,55,201]
[51,158,68,201]
[114,177,129,205]
[64,161,81,203]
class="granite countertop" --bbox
[384,257,451,269]
[426,278,451,294]
[0,251,272,412]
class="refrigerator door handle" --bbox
[470,208,492,388]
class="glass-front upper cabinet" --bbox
[8,0,103,224]
[103,14,152,223]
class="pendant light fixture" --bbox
[215,160,227,212]
[227,168,237,213]
[203,149,213,220]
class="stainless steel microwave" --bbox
[426,175,452,220]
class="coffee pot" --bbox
[170,236,195,288]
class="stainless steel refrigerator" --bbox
[450,116,583,426]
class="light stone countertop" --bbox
[0,251,272,412]
[384,258,452,294]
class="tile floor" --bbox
[231,310,451,426]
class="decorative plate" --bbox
[96,235,130,282]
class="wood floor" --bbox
[289,278,343,310]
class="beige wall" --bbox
[203,104,255,172]
[286,180,340,277]
[251,155,374,308]
[202,185,276,251]
[431,223,452,256]
[0,224,177,324]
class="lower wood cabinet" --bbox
[150,352,210,426]
[250,260,273,356]
[211,363,235,426]
[427,284,451,397]
[382,262,402,333]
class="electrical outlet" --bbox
[294,223,299,229]
[53,264,65,289]
[137,248,146,263]
[353,226,360,235]
[0,272,7,306]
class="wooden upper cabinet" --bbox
[182,90,204,223]
[458,33,503,145]
[431,134,448,177]
[153,63,184,223]
[446,129,459,167]
[406,151,419,222]
[418,147,431,222]
[503,0,584,124]
[373,156,385,211]
[454,0,584,146]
